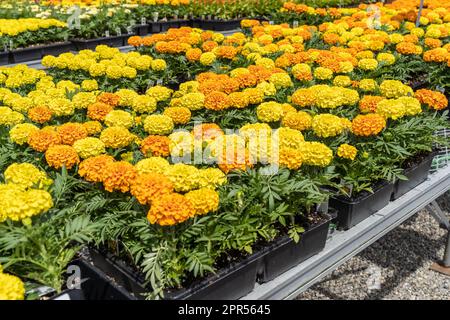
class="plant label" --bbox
[141,17,147,25]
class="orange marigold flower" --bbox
[45,145,80,170]
[163,106,191,124]
[202,40,218,52]
[128,35,143,47]
[396,42,418,55]
[140,135,171,157]
[215,46,238,59]
[425,38,442,49]
[359,95,385,113]
[218,149,253,174]
[147,193,195,226]
[235,73,258,89]
[102,161,137,193]
[96,92,120,107]
[130,173,174,205]
[352,114,386,137]
[28,106,52,124]
[415,89,448,110]
[204,91,231,111]
[291,88,315,107]
[78,155,115,183]
[56,122,88,145]
[87,102,114,121]
[186,48,202,62]
[192,123,224,141]
[220,78,240,94]
[28,128,61,152]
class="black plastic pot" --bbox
[159,20,181,32]
[71,35,132,51]
[41,42,75,57]
[134,24,149,36]
[177,19,192,28]
[148,21,162,33]
[0,51,10,65]
[330,181,394,230]
[259,211,334,283]
[50,258,136,300]
[391,152,435,201]
[10,46,42,63]
[89,247,264,300]
[204,19,243,31]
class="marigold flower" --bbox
[0,272,25,300]
[135,157,170,175]
[243,88,264,105]
[4,163,51,190]
[276,147,303,170]
[291,88,315,107]
[83,121,103,136]
[9,123,39,145]
[87,102,114,121]
[415,89,448,110]
[140,135,170,157]
[200,52,216,66]
[282,111,312,131]
[166,163,200,192]
[57,122,88,145]
[312,114,346,138]
[28,106,52,124]
[352,113,386,136]
[73,137,106,159]
[380,80,412,98]
[197,168,227,189]
[359,95,385,113]
[186,48,202,62]
[299,142,333,167]
[100,126,134,149]
[130,173,174,205]
[102,161,137,193]
[163,106,191,125]
[257,101,284,123]
[185,188,219,216]
[147,193,195,226]
[104,110,134,128]
[28,128,61,152]
[143,114,174,135]
[45,145,80,170]
[132,95,157,114]
[337,144,357,160]
[78,155,115,183]
[204,91,231,111]
[376,99,406,120]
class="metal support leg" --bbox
[427,201,450,275]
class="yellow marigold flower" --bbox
[73,137,106,159]
[100,126,134,149]
[83,121,103,136]
[281,103,297,115]
[269,72,293,88]
[358,79,378,92]
[169,131,194,158]
[352,113,386,136]
[256,81,277,96]
[0,272,25,300]
[358,58,378,71]
[72,92,97,109]
[257,101,284,122]
[337,144,357,160]
[130,173,174,205]
[78,155,115,183]
[4,163,51,190]
[185,188,219,215]
[151,59,167,71]
[135,157,170,175]
[0,107,24,127]
[276,147,303,170]
[143,114,174,135]
[339,61,354,73]
[377,53,396,65]
[45,145,80,170]
[47,98,74,116]
[243,88,264,105]
[167,163,200,192]
[282,111,312,131]
[312,114,345,138]
[81,79,98,91]
[314,67,333,80]
[57,122,88,145]
[276,127,304,149]
[333,75,352,87]
[146,86,173,102]
[299,142,333,167]
[27,128,61,152]
[228,92,250,109]
[9,123,39,145]
[102,161,137,193]
[147,193,195,226]
[115,89,138,107]
[104,110,134,128]
[0,184,53,222]
[131,95,157,114]
[200,52,216,66]
[380,80,413,98]
[163,106,191,125]
[197,168,227,189]
[376,99,406,120]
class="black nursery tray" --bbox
[71,34,134,51]
[197,18,243,31]
[391,151,436,201]
[50,258,136,300]
[0,51,10,65]
[330,181,394,230]
[89,246,265,300]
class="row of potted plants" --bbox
[0,0,449,300]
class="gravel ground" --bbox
[296,201,450,300]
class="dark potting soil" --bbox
[401,151,433,170]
